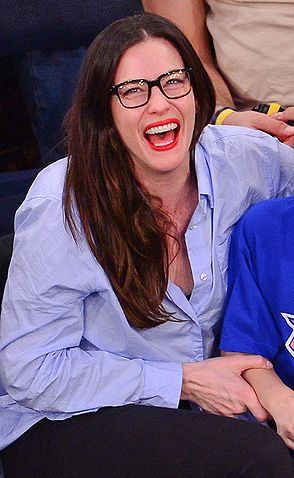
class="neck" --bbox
[162,173,197,216]
[141,158,193,201]
[141,165,198,235]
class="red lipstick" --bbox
[144,118,180,151]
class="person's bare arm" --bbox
[222,352,294,450]
[142,0,234,108]
[222,110,294,145]
[244,368,294,450]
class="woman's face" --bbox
[111,37,196,181]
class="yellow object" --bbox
[267,103,281,116]
[215,108,235,125]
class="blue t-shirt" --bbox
[221,197,294,389]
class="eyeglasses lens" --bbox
[118,69,191,108]
[118,80,148,108]
[160,70,191,100]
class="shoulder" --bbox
[25,157,68,203]
[197,125,294,199]
[199,124,281,154]
[197,125,281,179]
[14,158,73,236]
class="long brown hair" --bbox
[64,13,215,328]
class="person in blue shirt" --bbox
[221,197,294,454]
[1,13,294,478]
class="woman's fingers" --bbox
[181,356,271,418]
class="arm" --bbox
[0,195,182,413]
[222,110,294,145]
[142,0,234,108]
[222,352,294,450]
[243,367,294,450]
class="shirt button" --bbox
[200,273,208,281]
[190,224,197,230]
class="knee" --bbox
[245,425,292,476]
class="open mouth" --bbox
[144,118,180,151]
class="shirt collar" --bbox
[193,144,214,209]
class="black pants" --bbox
[2,405,294,478]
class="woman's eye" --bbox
[120,85,145,98]
[124,87,140,96]
[165,78,183,87]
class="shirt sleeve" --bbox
[220,213,282,359]
[0,196,182,414]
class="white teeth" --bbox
[145,122,178,135]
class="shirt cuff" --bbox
[141,361,183,408]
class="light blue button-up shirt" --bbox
[0,125,294,450]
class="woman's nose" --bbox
[146,85,170,114]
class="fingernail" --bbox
[274,113,283,120]
[266,361,273,368]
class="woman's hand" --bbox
[181,355,272,421]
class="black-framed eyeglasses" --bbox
[110,67,192,109]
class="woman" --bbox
[1,13,294,478]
